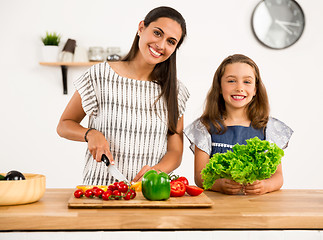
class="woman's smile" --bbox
[149,46,162,58]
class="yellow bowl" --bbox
[0,173,46,206]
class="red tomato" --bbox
[118,183,129,193]
[123,191,132,200]
[170,175,189,186]
[177,176,189,186]
[102,190,112,200]
[185,185,204,196]
[74,189,84,198]
[105,189,113,195]
[170,181,186,197]
[108,184,116,191]
[93,188,104,198]
[130,189,136,199]
[84,189,94,198]
[112,190,122,200]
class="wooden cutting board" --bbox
[68,192,213,208]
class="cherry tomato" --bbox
[105,189,113,195]
[123,191,132,200]
[118,183,129,193]
[130,189,136,199]
[108,184,116,191]
[170,181,186,197]
[112,190,122,200]
[93,188,104,198]
[185,185,204,196]
[102,190,112,200]
[84,189,94,198]
[74,189,84,198]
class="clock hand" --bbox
[275,20,293,35]
[275,19,301,27]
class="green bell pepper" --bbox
[142,170,171,201]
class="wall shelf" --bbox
[39,61,102,94]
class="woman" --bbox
[57,6,190,185]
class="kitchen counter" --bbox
[1,189,323,231]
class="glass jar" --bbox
[106,47,121,61]
[88,47,104,62]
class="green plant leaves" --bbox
[41,32,61,46]
[201,137,284,189]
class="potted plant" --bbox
[41,32,61,62]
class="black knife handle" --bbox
[101,154,110,166]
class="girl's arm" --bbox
[132,115,185,182]
[195,147,243,194]
[56,91,114,163]
[244,164,283,195]
[194,146,209,188]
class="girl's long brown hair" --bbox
[122,6,187,135]
[200,54,269,134]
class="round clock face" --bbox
[252,0,305,49]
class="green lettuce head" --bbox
[201,137,284,189]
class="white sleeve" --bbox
[266,117,294,149]
[73,66,99,117]
[183,119,212,155]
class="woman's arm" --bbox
[244,164,283,195]
[132,115,185,182]
[57,91,87,141]
[56,91,114,163]
[194,146,243,194]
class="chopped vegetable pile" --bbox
[201,137,284,189]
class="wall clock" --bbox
[251,0,305,49]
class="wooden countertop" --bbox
[1,189,323,231]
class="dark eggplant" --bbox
[5,170,26,180]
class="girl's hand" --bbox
[244,180,267,195]
[132,165,155,183]
[86,129,114,164]
[219,179,244,195]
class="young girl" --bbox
[184,54,293,195]
[57,6,189,185]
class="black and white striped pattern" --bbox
[74,62,190,185]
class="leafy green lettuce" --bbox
[201,137,284,189]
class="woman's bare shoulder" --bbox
[108,61,128,75]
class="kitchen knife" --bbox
[101,154,129,184]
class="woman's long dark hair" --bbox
[122,6,187,135]
[201,54,270,134]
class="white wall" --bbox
[1,0,322,189]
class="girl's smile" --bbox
[231,95,246,100]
